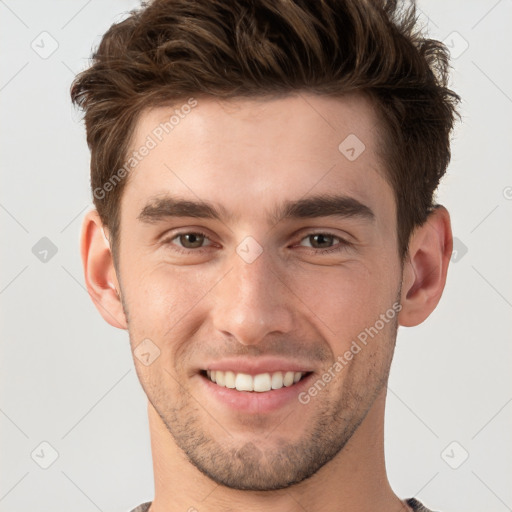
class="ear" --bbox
[80,209,128,329]
[398,205,453,327]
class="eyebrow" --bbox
[137,193,375,225]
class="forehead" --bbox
[121,93,393,226]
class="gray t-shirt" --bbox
[130,497,438,511]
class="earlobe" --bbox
[398,206,453,327]
[81,209,128,330]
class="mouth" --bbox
[200,369,313,392]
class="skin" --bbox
[81,93,452,512]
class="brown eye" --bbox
[296,232,351,255]
[304,234,337,249]
[177,233,207,249]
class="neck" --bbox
[147,388,409,512]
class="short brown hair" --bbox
[71,0,461,263]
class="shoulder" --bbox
[406,497,441,512]
[128,502,152,512]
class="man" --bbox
[71,0,460,510]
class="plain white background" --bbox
[0,1,511,511]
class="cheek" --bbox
[122,263,214,340]
[289,262,398,345]
[122,264,219,385]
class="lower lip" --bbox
[198,372,314,414]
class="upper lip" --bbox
[202,357,313,375]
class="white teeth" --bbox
[215,370,225,387]
[224,370,236,389]
[205,370,306,392]
[283,371,294,387]
[253,373,272,392]
[271,371,283,389]
[235,373,253,391]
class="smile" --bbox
[203,370,310,392]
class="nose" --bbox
[211,250,295,346]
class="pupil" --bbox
[313,234,332,248]
[182,233,203,248]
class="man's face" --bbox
[115,93,403,490]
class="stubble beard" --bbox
[121,281,400,491]
[137,331,396,491]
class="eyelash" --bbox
[162,231,351,255]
